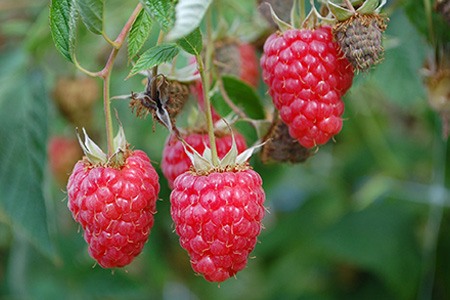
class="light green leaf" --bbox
[176,27,202,56]
[140,0,176,31]
[211,75,266,120]
[128,8,152,60]
[75,0,104,35]
[49,0,78,62]
[0,55,56,261]
[166,0,212,41]
[128,43,179,77]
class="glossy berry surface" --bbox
[170,169,265,282]
[261,26,354,148]
[67,150,160,268]
[161,131,247,189]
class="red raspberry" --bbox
[260,26,354,148]
[237,43,260,88]
[67,150,160,268]
[170,168,265,282]
[48,136,83,186]
[161,131,247,189]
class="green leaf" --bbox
[370,10,427,105]
[166,0,212,41]
[49,0,78,62]
[128,9,153,60]
[128,43,179,77]
[211,75,265,120]
[0,53,56,261]
[318,202,421,300]
[75,0,104,35]
[176,27,202,56]
[140,0,176,31]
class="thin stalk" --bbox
[96,3,142,156]
[197,7,219,166]
[417,127,448,300]
[423,0,435,48]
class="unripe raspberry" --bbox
[261,26,354,148]
[170,168,265,282]
[67,150,160,268]
[161,131,247,189]
[334,14,387,72]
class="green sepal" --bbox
[357,0,386,14]
[327,1,355,21]
[77,128,107,164]
[266,3,293,32]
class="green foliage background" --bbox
[1,0,450,299]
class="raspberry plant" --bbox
[4,0,450,298]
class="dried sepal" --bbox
[76,128,107,165]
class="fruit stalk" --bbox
[195,7,219,166]
[97,3,143,156]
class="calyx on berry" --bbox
[327,0,386,21]
[181,127,262,175]
[76,126,128,167]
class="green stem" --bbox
[197,6,218,166]
[423,0,435,48]
[97,3,143,156]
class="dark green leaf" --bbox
[211,75,265,120]
[128,43,179,77]
[140,0,176,31]
[128,9,153,60]
[0,54,56,260]
[75,0,104,35]
[318,202,421,300]
[166,0,212,40]
[176,27,202,55]
[369,10,427,106]
[49,0,78,62]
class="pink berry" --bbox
[170,169,265,282]
[261,26,354,148]
[67,150,160,268]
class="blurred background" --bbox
[1,0,450,299]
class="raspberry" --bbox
[260,26,354,148]
[215,40,260,88]
[161,131,247,189]
[260,117,311,164]
[334,14,387,72]
[170,168,265,282]
[48,136,83,186]
[67,150,160,268]
[52,77,99,130]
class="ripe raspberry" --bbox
[170,168,265,282]
[161,130,247,189]
[67,150,160,268]
[215,40,260,88]
[48,136,83,186]
[260,26,354,148]
[333,14,387,72]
